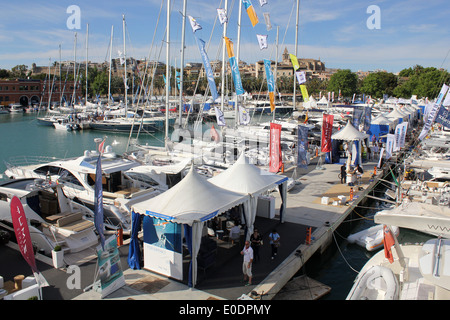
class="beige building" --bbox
[255,47,326,81]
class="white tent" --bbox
[386,108,407,123]
[331,120,369,141]
[332,121,369,166]
[317,96,331,108]
[303,96,317,109]
[131,166,249,287]
[208,153,289,239]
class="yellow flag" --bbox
[224,36,234,58]
[289,54,300,70]
[269,92,275,112]
[300,85,309,102]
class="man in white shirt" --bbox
[240,240,253,286]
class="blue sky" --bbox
[1,0,449,73]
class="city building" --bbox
[0,78,82,107]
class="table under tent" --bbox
[127,154,289,287]
[208,153,289,239]
[331,121,370,165]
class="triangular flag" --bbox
[188,15,202,33]
[259,0,268,6]
[383,225,396,263]
[263,12,272,31]
[256,34,268,50]
[217,8,228,25]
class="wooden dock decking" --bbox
[246,159,384,299]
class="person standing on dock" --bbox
[250,229,262,263]
[241,241,253,286]
[269,229,281,260]
[340,165,347,184]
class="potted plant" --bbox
[52,245,64,268]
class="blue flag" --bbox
[297,125,309,169]
[94,155,105,250]
[195,37,219,101]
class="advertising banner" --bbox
[97,236,126,298]
[321,114,334,153]
[143,216,183,280]
[269,123,282,173]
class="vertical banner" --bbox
[263,59,275,112]
[10,196,48,288]
[256,34,268,50]
[95,155,105,250]
[143,216,183,280]
[97,236,126,298]
[225,37,244,96]
[364,106,372,131]
[242,0,259,27]
[352,107,364,129]
[419,84,449,140]
[263,12,272,31]
[195,37,219,101]
[297,125,309,169]
[217,8,228,25]
[300,85,309,103]
[269,123,282,173]
[435,106,450,128]
[385,134,395,158]
[321,114,334,153]
[393,123,402,152]
[289,54,300,70]
[399,122,408,148]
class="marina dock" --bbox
[0,153,396,301]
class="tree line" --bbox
[1,64,448,101]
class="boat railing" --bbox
[5,155,63,169]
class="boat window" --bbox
[57,169,84,189]
[124,172,159,187]
[0,192,8,202]
[34,165,63,176]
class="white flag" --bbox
[188,15,202,33]
[217,8,228,25]
[259,0,268,6]
[263,12,272,31]
[214,106,226,126]
[443,87,450,106]
[295,71,306,85]
[256,34,268,50]
[238,105,251,125]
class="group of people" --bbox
[240,229,281,286]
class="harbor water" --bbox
[0,112,432,300]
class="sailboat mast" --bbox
[165,0,170,146]
[59,44,62,106]
[85,23,89,105]
[221,0,229,112]
[293,0,299,109]
[73,32,77,107]
[234,0,242,127]
[179,0,187,126]
[123,15,128,115]
[108,25,114,106]
[274,25,279,122]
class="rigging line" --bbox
[331,230,360,274]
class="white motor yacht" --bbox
[0,178,98,255]
[4,146,165,233]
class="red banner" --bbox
[321,114,334,152]
[10,196,39,273]
[269,123,282,173]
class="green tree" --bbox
[11,64,28,78]
[394,67,450,98]
[327,69,358,97]
[360,72,398,98]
